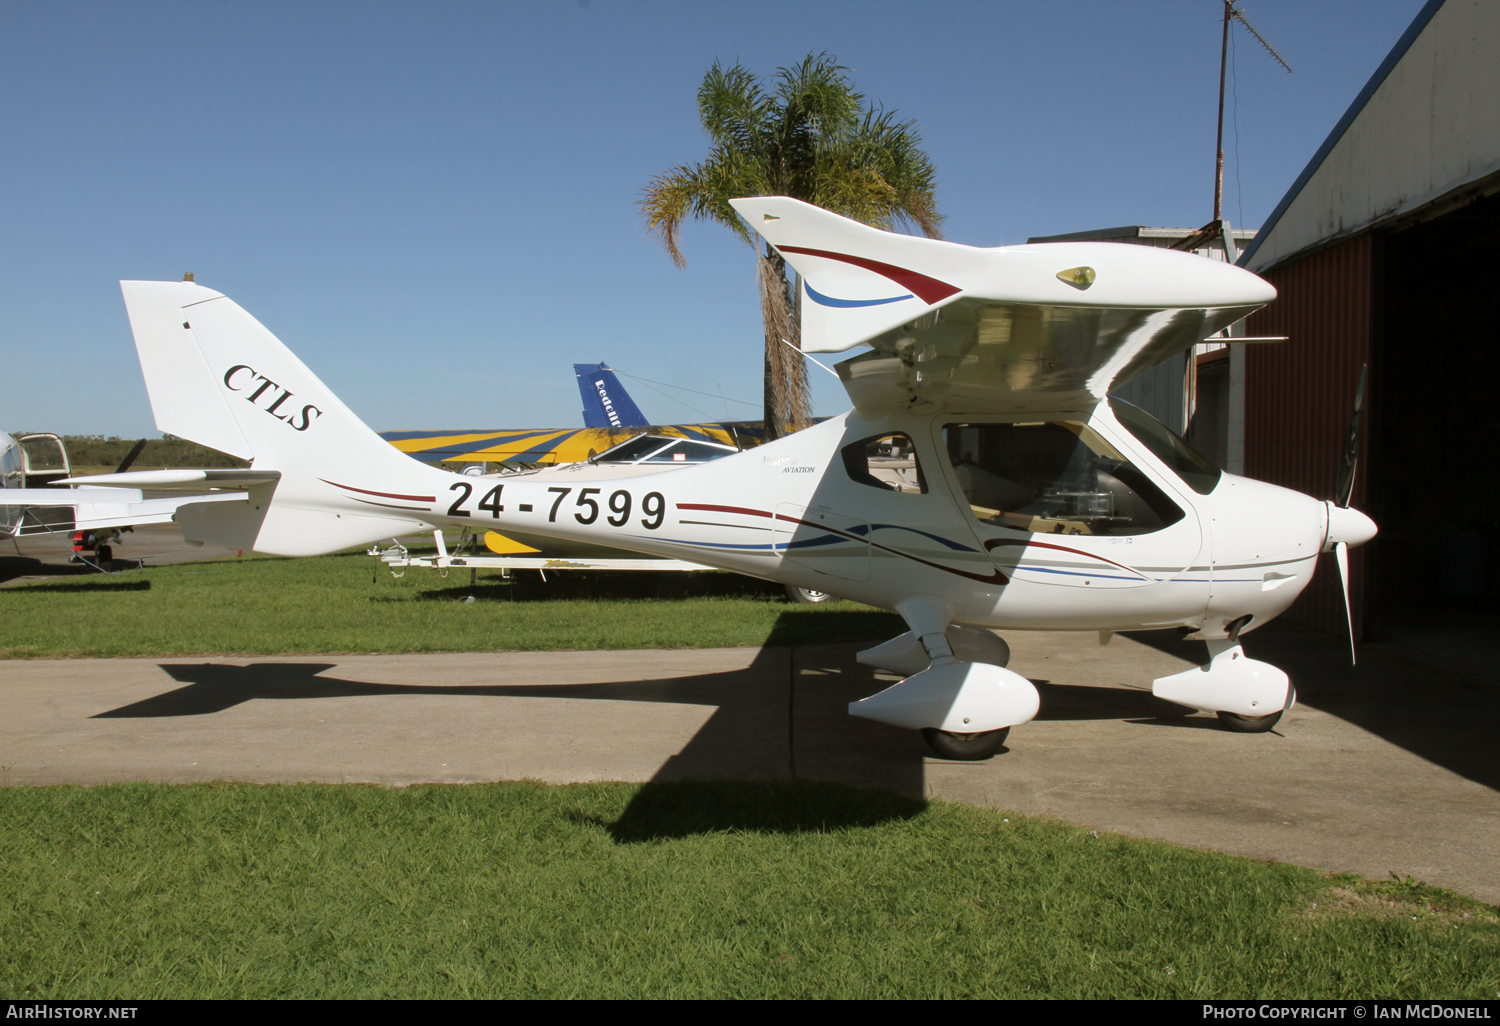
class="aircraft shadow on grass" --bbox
[2,558,153,587]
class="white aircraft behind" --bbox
[68,198,1376,759]
[2,429,248,551]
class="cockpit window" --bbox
[944,421,1184,536]
[643,440,735,463]
[592,434,737,465]
[1108,397,1222,495]
[596,435,673,463]
[841,433,927,494]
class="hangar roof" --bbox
[1240,0,1500,273]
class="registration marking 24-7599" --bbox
[440,483,666,531]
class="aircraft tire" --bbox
[94,545,113,570]
[1216,709,1282,733]
[785,585,834,604]
[921,726,1010,761]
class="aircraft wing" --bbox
[729,197,1276,414]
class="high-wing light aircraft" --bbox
[70,198,1376,760]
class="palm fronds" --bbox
[640,52,943,438]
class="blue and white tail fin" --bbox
[119,280,434,555]
[574,363,649,429]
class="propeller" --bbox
[1333,366,1367,509]
[115,439,149,475]
[1325,365,1376,664]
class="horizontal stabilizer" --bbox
[3,489,248,535]
[4,487,146,504]
[59,469,281,489]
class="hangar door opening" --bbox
[1371,188,1500,630]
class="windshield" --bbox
[1108,397,1222,495]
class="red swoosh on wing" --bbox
[777,246,961,305]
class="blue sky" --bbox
[2,0,1425,438]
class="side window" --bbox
[944,422,1184,536]
[841,433,927,494]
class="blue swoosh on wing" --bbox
[803,281,913,308]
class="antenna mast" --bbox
[1176,1,1293,260]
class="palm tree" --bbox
[641,53,943,442]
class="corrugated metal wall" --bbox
[1113,351,1188,435]
[1244,234,1374,638]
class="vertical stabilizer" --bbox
[574,363,649,429]
[123,281,254,460]
[120,281,418,481]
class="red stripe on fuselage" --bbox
[677,503,773,518]
[985,538,1149,579]
[321,479,436,503]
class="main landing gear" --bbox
[921,726,1011,760]
[852,600,1037,761]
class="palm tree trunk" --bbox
[758,246,812,442]
[787,267,811,431]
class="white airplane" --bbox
[68,198,1376,760]
[3,429,250,555]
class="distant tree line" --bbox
[9,434,251,469]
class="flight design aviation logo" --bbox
[223,364,323,431]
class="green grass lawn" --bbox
[6,553,1497,998]
[1,551,905,658]
[2,781,1495,999]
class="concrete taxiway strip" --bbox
[1,626,1496,904]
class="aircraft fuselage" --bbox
[287,402,1328,641]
